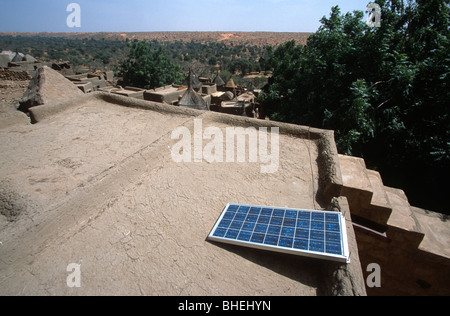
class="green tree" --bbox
[261,1,450,213]
[118,40,183,89]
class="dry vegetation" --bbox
[0,32,311,47]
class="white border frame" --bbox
[208,203,351,264]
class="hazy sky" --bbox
[0,0,371,33]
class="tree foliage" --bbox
[0,35,266,86]
[261,0,450,212]
[0,35,126,70]
[118,40,184,89]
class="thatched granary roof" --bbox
[179,69,208,111]
[213,74,225,87]
[179,88,208,111]
[182,70,202,90]
[225,77,236,88]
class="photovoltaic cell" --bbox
[208,203,350,263]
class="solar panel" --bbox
[208,203,350,263]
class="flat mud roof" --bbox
[0,92,365,295]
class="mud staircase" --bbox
[338,154,450,295]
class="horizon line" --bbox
[0,31,314,34]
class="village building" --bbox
[144,85,187,105]
[179,69,209,111]
[213,73,225,88]
[1,65,449,296]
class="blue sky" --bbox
[0,0,371,33]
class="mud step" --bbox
[363,170,392,227]
[338,154,373,212]
[385,186,424,247]
[411,206,450,260]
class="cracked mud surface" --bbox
[0,96,351,295]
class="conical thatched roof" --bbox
[179,69,208,111]
[183,70,202,90]
[12,52,24,62]
[179,89,208,111]
[213,74,225,87]
[225,77,236,88]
